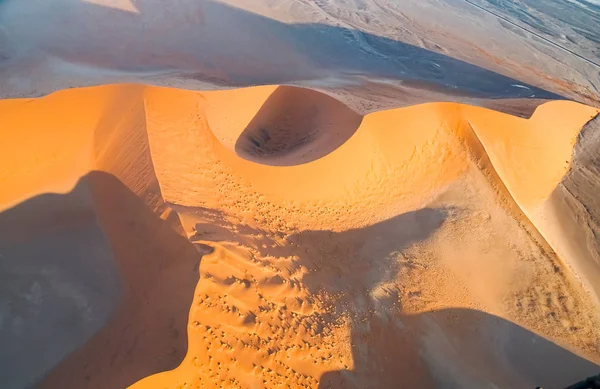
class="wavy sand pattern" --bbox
[0,84,599,389]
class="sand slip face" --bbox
[0,84,599,389]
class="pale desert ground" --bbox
[1,1,600,389]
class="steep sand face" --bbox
[0,84,599,388]
[205,85,363,166]
[463,104,600,304]
[535,117,600,305]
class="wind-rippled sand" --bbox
[1,84,599,388]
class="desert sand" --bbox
[1,0,598,108]
[1,83,599,389]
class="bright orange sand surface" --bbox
[1,84,599,388]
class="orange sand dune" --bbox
[0,84,599,389]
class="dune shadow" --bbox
[233,86,363,165]
[0,0,567,101]
[318,307,600,389]
[0,179,119,389]
[0,171,204,389]
[290,210,599,388]
[175,205,600,388]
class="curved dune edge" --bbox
[203,85,363,166]
[1,84,599,388]
[1,84,596,215]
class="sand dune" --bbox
[204,85,362,166]
[0,84,599,388]
[536,118,600,306]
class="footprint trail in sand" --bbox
[1,84,599,389]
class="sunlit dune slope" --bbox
[464,104,600,306]
[0,84,599,389]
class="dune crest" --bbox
[1,84,599,389]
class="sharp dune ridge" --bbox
[1,83,600,388]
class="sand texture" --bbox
[1,84,599,389]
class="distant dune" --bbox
[0,84,599,389]
[1,0,598,107]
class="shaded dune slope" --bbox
[541,117,600,304]
[0,84,599,388]
[1,85,200,389]
[206,86,362,166]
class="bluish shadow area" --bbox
[0,179,120,389]
[285,22,561,99]
[0,0,564,100]
[0,172,203,389]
